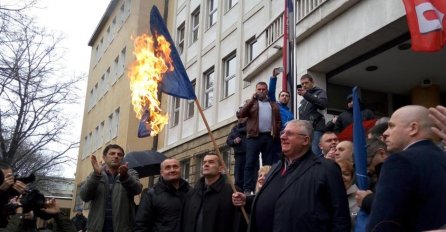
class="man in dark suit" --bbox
[232,120,350,231]
[367,105,446,231]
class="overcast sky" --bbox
[31,0,111,178]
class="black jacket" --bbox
[367,140,446,231]
[181,175,246,232]
[134,177,190,232]
[298,86,328,131]
[226,120,247,155]
[326,107,374,133]
[248,150,351,232]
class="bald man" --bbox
[334,141,353,163]
[367,105,446,232]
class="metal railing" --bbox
[261,0,329,48]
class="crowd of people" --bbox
[1,70,446,232]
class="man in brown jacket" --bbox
[239,81,281,195]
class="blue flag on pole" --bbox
[137,109,151,138]
[149,6,196,100]
[352,86,369,232]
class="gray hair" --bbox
[286,119,314,141]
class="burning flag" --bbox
[128,6,196,137]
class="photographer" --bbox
[0,162,28,228]
[1,196,76,232]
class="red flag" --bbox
[282,0,294,91]
[402,0,446,52]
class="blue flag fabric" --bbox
[137,109,151,138]
[150,6,196,100]
[352,86,370,232]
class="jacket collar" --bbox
[197,175,225,193]
[155,177,190,194]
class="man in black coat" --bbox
[233,119,350,232]
[181,153,245,232]
[367,105,446,231]
[134,158,190,232]
[297,74,328,156]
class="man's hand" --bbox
[297,88,306,96]
[429,105,446,141]
[0,172,14,191]
[355,190,373,207]
[234,137,241,144]
[118,163,129,179]
[232,192,246,207]
[91,155,102,175]
[252,93,258,100]
[12,180,27,194]
[272,68,280,77]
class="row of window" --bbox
[88,47,126,112]
[94,0,131,65]
[176,0,239,53]
[82,108,120,158]
[170,52,237,127]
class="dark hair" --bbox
[103,144,125,157]
[368,123,388,139]
[366,138,387,158]
[0,161,12,170]
[279,90,290,96]
[256,81,268,88]
[300,74,314,82]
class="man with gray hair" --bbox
[368,105,446,231]
[233,120,350,231]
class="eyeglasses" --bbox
[280,130,308,137]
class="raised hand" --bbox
[91,155,103,175]
[118,162,129,179]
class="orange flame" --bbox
[128,33,173,136]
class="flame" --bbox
[128,33,173,136]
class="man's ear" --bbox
[408,122,419,136]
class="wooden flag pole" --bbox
[194,99,249,223]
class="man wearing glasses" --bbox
[233,120,350,232]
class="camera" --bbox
[3,189,51,219]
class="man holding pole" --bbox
[181,153,245,232]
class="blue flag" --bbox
[137,109,151,138]
[352,86,369,232]
[150,6,196,100]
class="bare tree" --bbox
[0,6,81,178]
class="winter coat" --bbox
[298,86,328,131]
[181,175,246,232]
[79,167,142,232]
[134,177,190,232]
[239,97,281,139]
[0,213,76,232]
[226,120,247,155]
[248,150,351,232]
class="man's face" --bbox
[319,133,339,155]
[103,148,124,169]
[255,84,268,99]
[300,78,314,90]
[280,123,310,157]
[202,155,222,178]
[278,91,290,104]
[347,100,353,109]
[334,141,353,162]
[160,159,181,182]
[383,111,410,153]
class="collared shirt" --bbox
[258,100,272,133]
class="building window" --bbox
[223,53,236,98]
[185,81,195,120]
[208,0,217,28]
[177,23,185,54]
[227,0,238,11]
[220,147,232,174]
[171,97,180,127]
[246,37,260,63]
[119,47,126,77]
[191,8,200,43]
[181,159,190,182]
[194,154,205,180]
[203,68,214,108]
